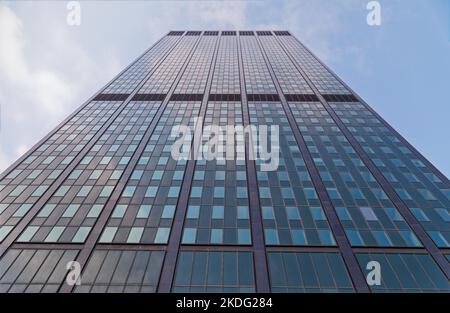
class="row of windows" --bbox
[0,248,78,293]
[16,101,160,244]
[248,102,336,246]
[103,36,180,94]
[258,36,313,94]
[100,101,202,244]
[0,101,125,241]
[138,36,199,94]
[330,102,450,247]
[175,36,217,94]
[288,102,421,248]
[278,36,350,94]
[240,37,277,94]
[182,102,251,245]
[210,36,241,94]
[1,247,448,293]
[74,249,164,293]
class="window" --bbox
[435,208,450,222]
[311,207,326,221]
[182,228,197,244]
[173,251,255,292]
[356,253,449,292]
[326,188,341,200]
[360,207,378,221]
[154,227,170,244]
[265,229,279,245]
[411,208,430,222]
[112,205,127,218]
[346,230,364,246]
[384,207,403,221]
[372,230,392,246]
[291,230,307,245]
[267,252,354,292]
[336,207,352,221]
[137,205,152,218]
[212,206,224,219]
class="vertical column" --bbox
[254,33,370,292]
[158,33,222,292]
[274,33,449,279]
[237,33,271,293]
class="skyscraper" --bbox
[0,30,448,293]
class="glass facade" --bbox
[0,31,448,293]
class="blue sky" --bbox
[0,0,449,177]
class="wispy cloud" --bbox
[0,3,120,172]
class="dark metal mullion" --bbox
[157,33,222,293]
[291,38,449,186]
[255,33,370,293]
[274,34,450,280]
[0,34,186,260]
[236,34,271,293]
[0,33,173,182]
[58,33,203,293]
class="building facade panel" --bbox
[0,31,448,293]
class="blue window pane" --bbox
[145,186,158,198]
[346,230,364,246]
[259,187,271,198]
[154,227,170,244]
[161,205,176,219]
[99,227,117,243]
[286,207,300,220]
[137,205,152,218]
[182,228,197,244]
[318,230,336,246]
[311,207,326,221]
[435,208,450,222]
[428,231,449,248]
[236,187,248,198]
[126,227,144,243]
[372,230,392,246]
[384,207,403,221]
[214,187,225,198]
[238,229,251,244]
[191,186,202,198]
[112,205,127,218]
[262,207,274,220]
[411,208,430,222]
[399,231,422,247]
[281,188,294,199]
[291,230,307,245]
[168,187,180,198]
[265,229,279,245]
[187,206,200,219]
[212,206,224,219]
[336,207,352,221]
[304,188,318,199]
[237,206,249,220]
[360,207,378,221]
[72,227,91,243]
[210,229,223,244]
[326,188,341,200]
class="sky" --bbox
[0,0,449,177]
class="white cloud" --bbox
[0,3,120,173]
